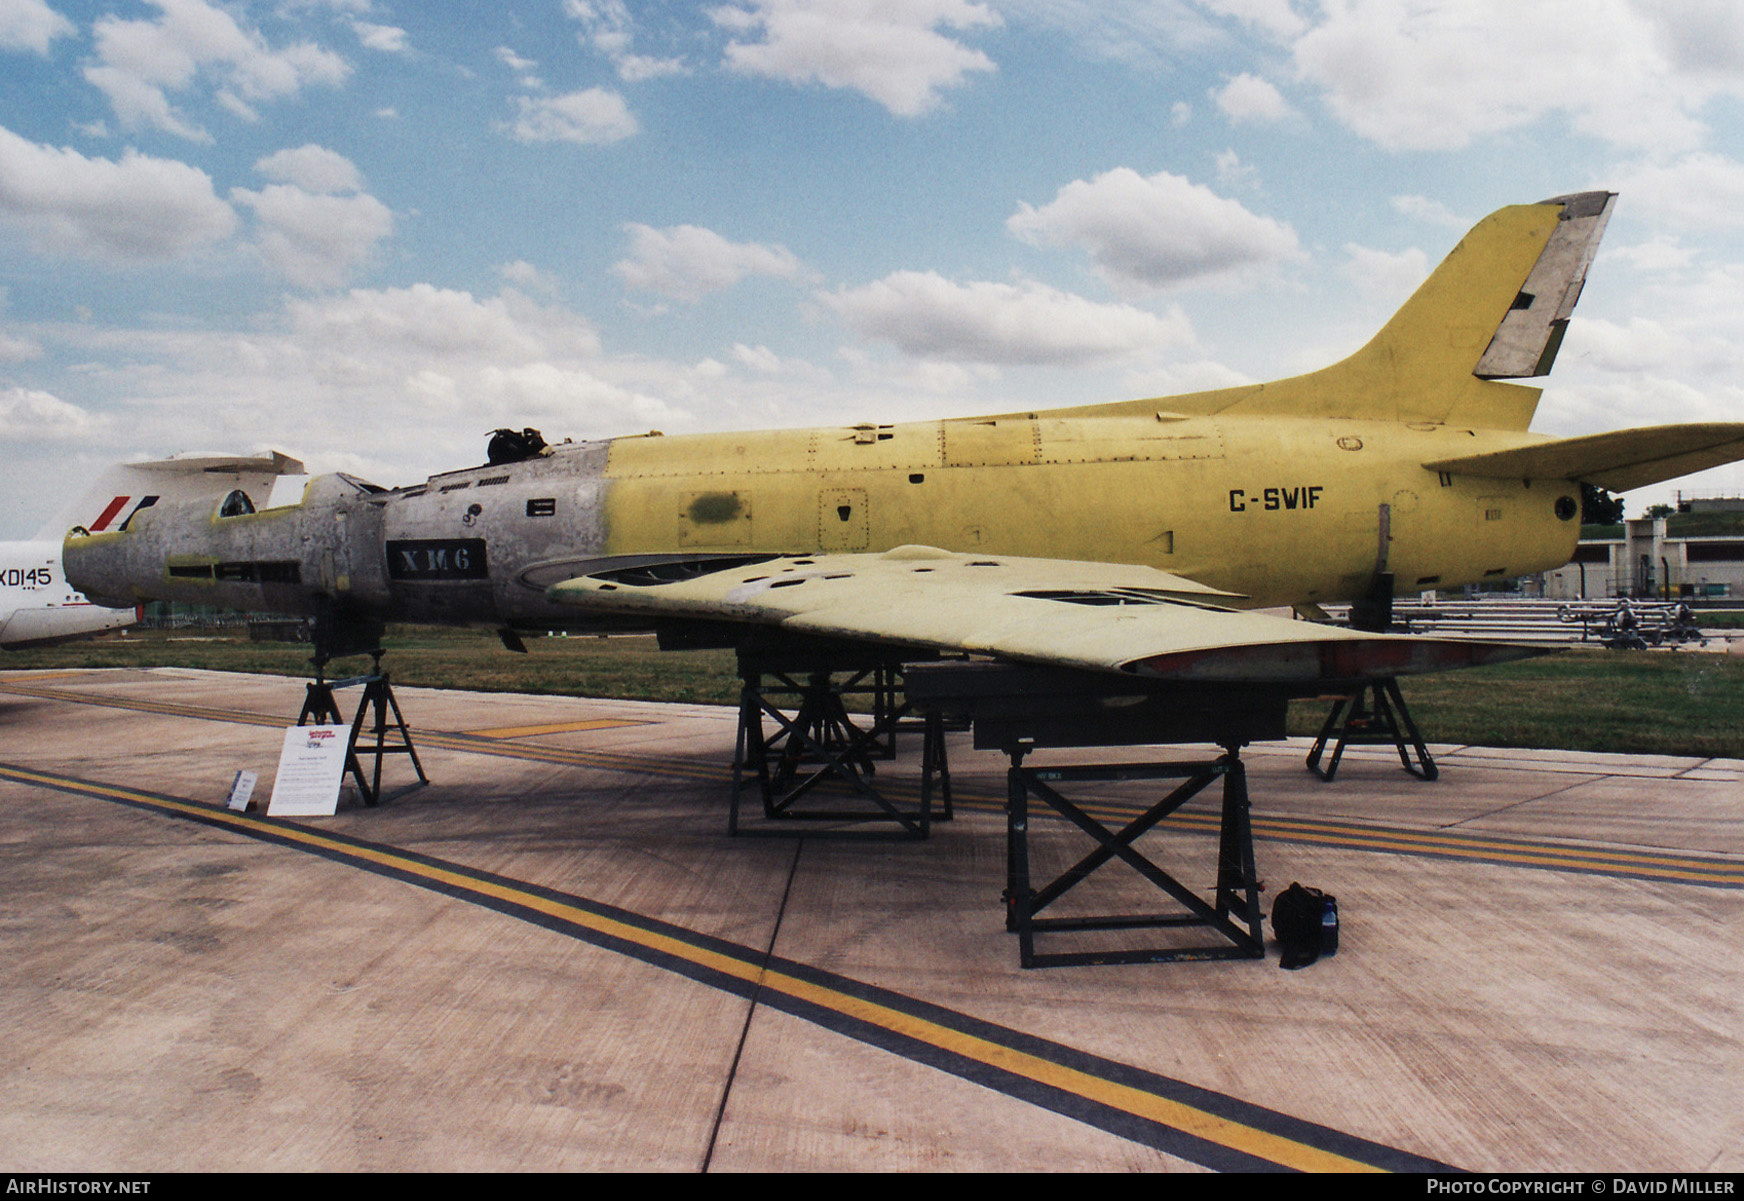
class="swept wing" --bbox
[548,546,1535,686]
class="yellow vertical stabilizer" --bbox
[1033,192,1615,433]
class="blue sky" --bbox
[4,0,1744,538]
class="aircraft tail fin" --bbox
[1468,192,1614,380]
[1360,191,1614,388]
[34,451,306,541]
[1018,192,1616,431]
[1226,191,1615,429]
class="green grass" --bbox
[3,627,744,707]
[1293,651,1744,759]
[6,628,1741,758]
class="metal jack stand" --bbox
[904,661,1286,970]
[730,654,952,839]
[297,650,428,806]
[1004,741,1265,969]
[1306,677,1437,782]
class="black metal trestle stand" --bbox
[296,650,428,806]
[1305,677,1437,782]
[730,660,952,839]
[1003,741,1265,969]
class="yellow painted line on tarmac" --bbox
[465,718,650,739]
[0,758,1429,1173]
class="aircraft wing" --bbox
[547,546,1535,686]
[1425,423,1744,492]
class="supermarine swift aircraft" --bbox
[60,193,1744,687]
[3,452,301,650]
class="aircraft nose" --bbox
[62,528,134,608]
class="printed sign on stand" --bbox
[268,725,350,816]
[225,770,258,811]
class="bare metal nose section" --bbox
[62,473,378,615]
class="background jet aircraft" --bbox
[3,453,303,650]
[61,194,1744,686]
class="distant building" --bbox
[1541,505,1744,599]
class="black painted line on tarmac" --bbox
[0,759,1453,1175]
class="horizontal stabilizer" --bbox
[1424,424,1744,492]
[36,450,305,541]
[127,451,306,476]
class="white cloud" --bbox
[0,387,109,441]
[238,143,384,289]
[990,1,1222,71]
[565,0,689,80]
[1607,238,1695,274]
[732,342,785,373]
[1212,73,1294,123]
[0,0,74,54]
[508,88,638,144]
[1198,0,1307,40]
[1213,148,1256,188]
[1391,194,1468,230]
[613,224,807,301]
[255,144,364,195]
[615,53,689,81]
[822,271,1194,365]
[1652,0,1744,79]
[231,185,393,289]
[1290,0,1726,153]
[1341,243,1429,304]
[0,126,237,261]
[1120,358,1256,398]
[1007,168,1301,291]
[712,0,999,116]
[495,45,543,90]
[283,285,601,363]
[0,284,655,494]
[0,329,41,361]
[1569,316,1690,376]
[1608,154,1744,231]
[83,0,350,142]
[499,260,562,296]
[349,21,408,54]
[726,342,833,382]
[472,362,680,427]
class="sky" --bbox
[5,0,1744,539]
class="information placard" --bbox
[268,725,350,816]
[225,770,258,812]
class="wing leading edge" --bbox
[547,546,1538,686]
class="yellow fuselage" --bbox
[61,413,1582,627]
[601,414,1580,608]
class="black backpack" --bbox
[1271,882,1338,970]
